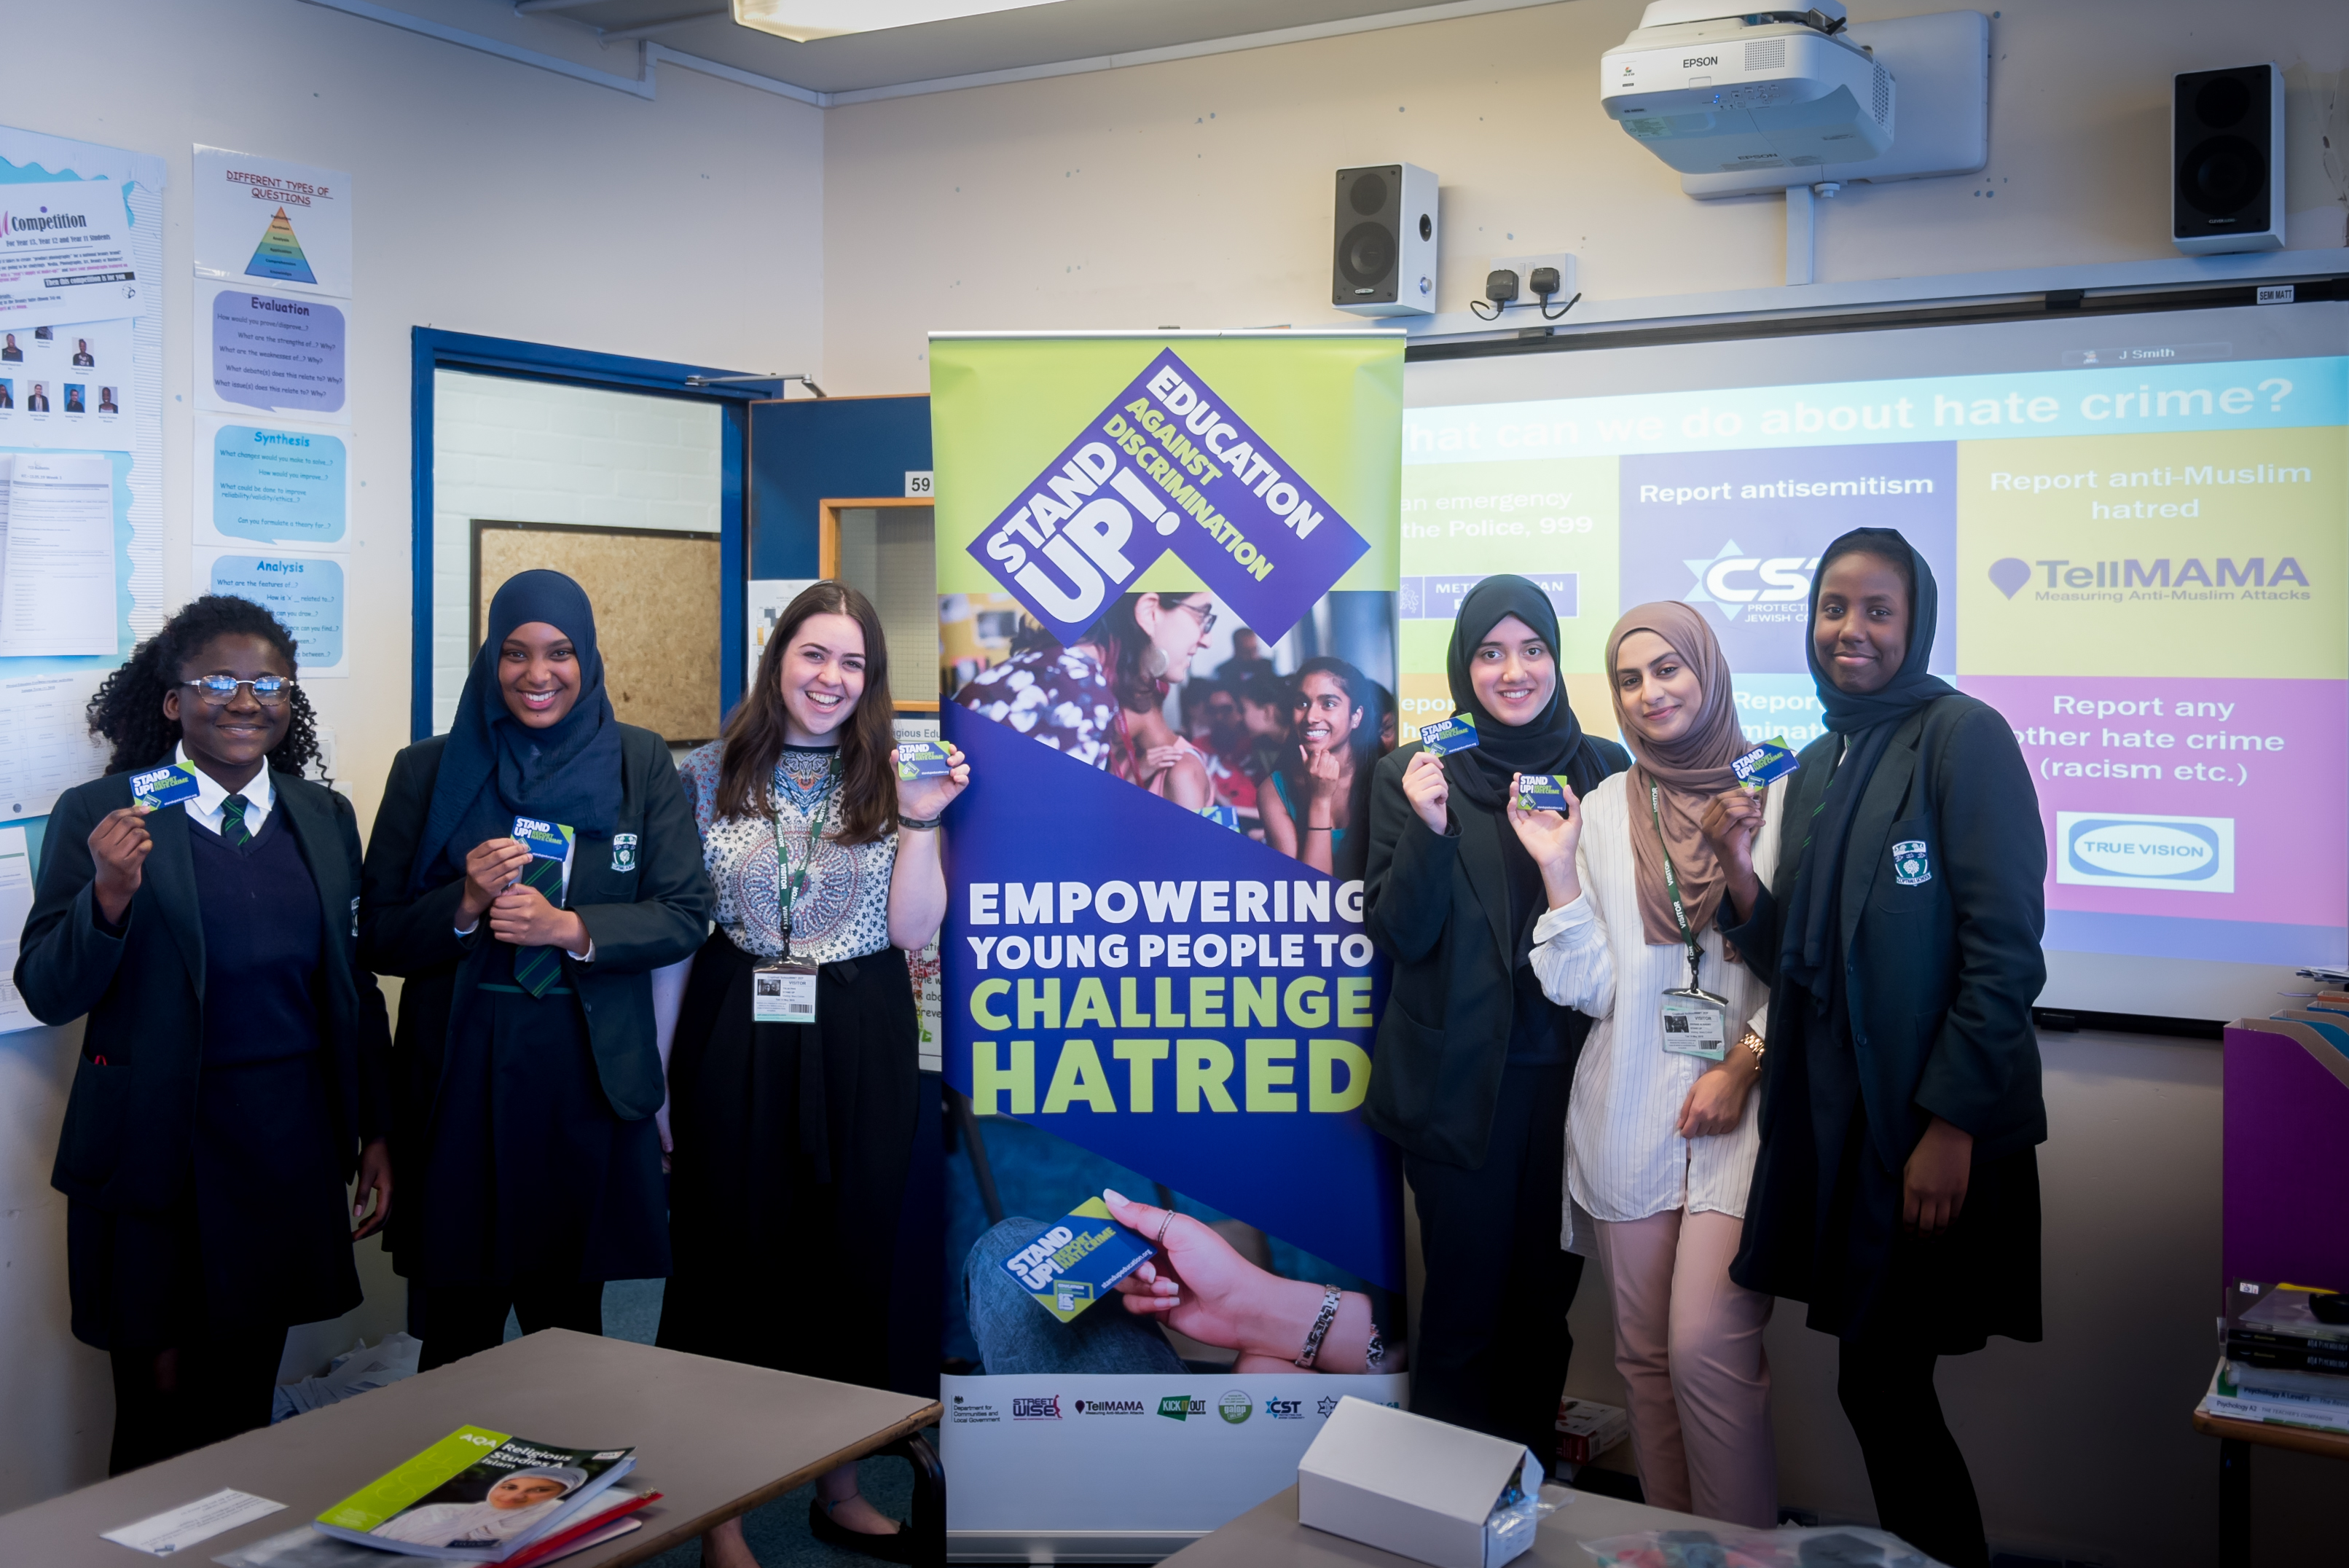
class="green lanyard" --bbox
[1649,780,1703,990]
[774,756,839,958]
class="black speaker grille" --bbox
[1339,222,1397,289]
[2194,75,2251,129]
[1349,173,1390,216]
[2179,136,2267,217]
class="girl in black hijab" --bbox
[360,571,713,1369]
[1362,573,1629,1468]
[1708,530,2045,1568]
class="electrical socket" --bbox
[1486,251,1578,305]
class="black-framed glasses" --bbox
[181,675,295,707]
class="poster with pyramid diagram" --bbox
[192,146,350,299]
[245,207,318,285]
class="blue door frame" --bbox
[409,329,767,741]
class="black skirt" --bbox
[658,931,919,1389]
[1733,988,2042,1354]
[403,976,670,1289]
[68,1051,358,1350]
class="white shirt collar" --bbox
[175,742,275,837]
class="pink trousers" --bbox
[1590,1207,1777,1526]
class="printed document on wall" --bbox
[0,453,115,655]
[192,149,351,299]
[0,668,111,819]
[0,825,39,1034]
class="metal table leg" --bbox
[2219,1435,2250,1568]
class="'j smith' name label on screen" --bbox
[967,347,1370,646]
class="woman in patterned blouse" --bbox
[658,581,968,1567]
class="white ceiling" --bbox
[487,0,1557,96]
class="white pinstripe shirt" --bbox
[1529,769,1787,1252]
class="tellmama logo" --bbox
[1989,555,2310,598]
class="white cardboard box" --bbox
[1296,1397,1545,1568]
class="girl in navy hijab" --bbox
[360,571,713,1368]
[1709,530,2046,1568]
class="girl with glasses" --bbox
[17,596,393,1473]
[358,571,714,1373]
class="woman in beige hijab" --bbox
[1512,601,1786,1526]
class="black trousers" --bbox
[1838,1338,1988,1568]
[411,1281,605,1371]
[109,1328,286,1475]
[1403,1062,1583,1471]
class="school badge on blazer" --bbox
[611,833,638,873]
[1891,839,1932,887]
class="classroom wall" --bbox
[432,372,722,732]
[817,0,2348,393]
[0,0,822,1508]
[815,5,2345,1562]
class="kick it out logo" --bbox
[1681,540,1819,624]
[968,348,1370,646]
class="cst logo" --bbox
[1682,541,1819,620]
[1264,1398,1305,1420]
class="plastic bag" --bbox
[1580,1525,1942,1568]
[268,1331,423,1423]
[1483,1457,1567,1567]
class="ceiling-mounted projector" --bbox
[1601,1,1894,175]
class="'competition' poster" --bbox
[932,331,1408,1556]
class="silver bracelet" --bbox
[1364,1323,1387,1372]
[1296,1285,1344,1368]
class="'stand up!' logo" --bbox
[968,348,1370,646]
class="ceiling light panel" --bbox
[732,0,1064,43]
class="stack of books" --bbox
[2199,1287,2349,1435]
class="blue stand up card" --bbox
[1000,1197,1156,1324]
[130,764,202,810]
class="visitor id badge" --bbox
[129,764,201,810]
[1417,715,1480,756]
[753,958,818,1024]
[1731,737,1799,793]
[1660,989,1730,1061]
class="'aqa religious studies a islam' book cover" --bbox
[311,1427,635,1561]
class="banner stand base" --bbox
[950,1528,1205,1563]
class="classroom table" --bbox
[2192,1407,2349,1568]
[1161,1481,1731,1566]
[0,1328,941,1567]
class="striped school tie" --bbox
[221,793,252,847]
[509,855,567,997]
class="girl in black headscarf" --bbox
[1362,573,1630,1469]
[360,571,713,1369]
[1707,530,2045,1568]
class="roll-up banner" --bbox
[933,331,1408,1559]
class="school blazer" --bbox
[17,767,393,1212]
[1722,694,2048,1175]
[358,725,713,1124]
[1361,736,1631,1170]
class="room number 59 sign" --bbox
[905,470,934,498]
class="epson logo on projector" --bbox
[2056,812,2234,893]
[1682,55,1719,67]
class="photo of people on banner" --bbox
[946,588,1395,875]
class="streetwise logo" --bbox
[1011,1396,1062,1420]
[967,348,1369,646]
